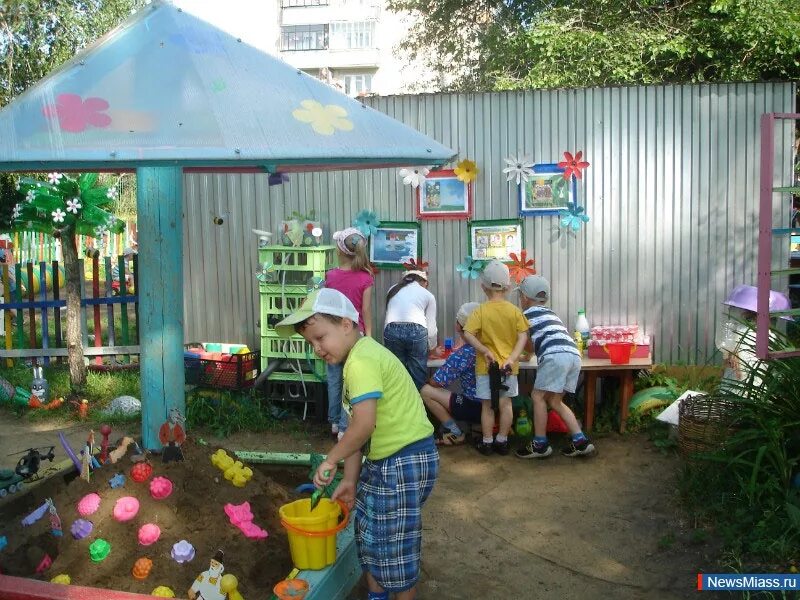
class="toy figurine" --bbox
[30,365,49,405]
[159,407,186,463]
[48,499,62,537]
[100,424,112,463]
[188,550,226,600]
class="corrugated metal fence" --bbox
[181,82,797,365]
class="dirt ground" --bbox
[1,416,720,599]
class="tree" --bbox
[11,174,125,390]
[388,0,800,91]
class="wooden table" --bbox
[427,354,653,433]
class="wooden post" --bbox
[137,167,184,450]
[92,257,102,365]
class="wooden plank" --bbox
[132,253,139,343]
[303,524,361,600]
[2,264,12,367]
[79,258,88,352]
[52,260,62,352]
[26,262,36,350]
[104,256,116,352]
[137,166,184,449]
[0,345,140,358]
[0,574,161,600]
[234,451,314,465]
[92,256,102,365]
[14,263,23,351]
[119,255,130,361]
[38,261,49,366]
[0,296,138,310]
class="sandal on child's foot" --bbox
[475,441,494,456]
[436,431,466,446]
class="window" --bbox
[281,0,329,7]
[341,74,373,96]
[329,22,375,50]
[280,25,329,51]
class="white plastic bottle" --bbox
[576,310,590,346]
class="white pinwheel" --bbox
[66,198,82,214]
[502,154,535,185]
[398,166,430,188]
[51,208,66,223]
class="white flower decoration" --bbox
[14,182,20,191]
[25,190,36,202]
[95,225,108,238]
[47,172,63,185]
[66,198,82,214]
[51,208,66,223]
[398,166,430,188]
[502,153,535,185]
[106,187,117,199]
[12,204,22,219]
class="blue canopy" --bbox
[0,0,455,172]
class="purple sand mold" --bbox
[70,519,93,540]
[21,501,49,527]
[171,540,195,563]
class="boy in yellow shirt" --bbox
[462,260,529,455]
[275,288,437,600]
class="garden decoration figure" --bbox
[188,550,226,600]
[503,154,535,185]
[159,407,186,463]
[30,365,49,405]
[557,151,590,180]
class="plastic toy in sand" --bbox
[109,473,126,489]
[77,493,101,517]
[0,536,7,552]
[50,574,70,585]
[108,436,136,464]
[188,550,226,600]
[48,499,62,537]
[130,461,153,483]
[89,539,111,562]
[70,519,93,540]
[273,578,309,600]
[132,557,153,580]
[220,574,245,600]
[21,500,50,526]
[27,547,52,575]
[138,523,161,546]
[224,502,268,540]
[149,476,173,500]
[151,586,175,597]
[211,450,253,488]
[113,496,140,522]
[171,540,195,563]
[99,424,112,464]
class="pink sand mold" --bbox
[138,523,161,546]
[224,502,268,540]
[70,519,93,540]
[171,540,195,563]
[149,476,173,500]
[77,493,101,517]
[112,496,140,522]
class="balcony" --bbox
[281,0,380,26]
[280,47,380,70]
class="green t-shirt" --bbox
[342,336,434,460]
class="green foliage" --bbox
[185,391,276,438]
[389,0,800,90]
[678,327,800,563]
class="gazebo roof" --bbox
[0,0,455,172]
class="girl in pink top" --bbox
[324,227,374,437]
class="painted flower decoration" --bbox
[25,190,36,202]
[11,204,22,219]
[95,225,108,238]
[559,202,590,232]
[398,167,430,188]
[66,198,82,214]
[255,261,275,283]
[454,159,479,183]
[42,93,112,133]
[403,257,429,271]
[51,209,66,224]
[557,151,590,181]
[292,100,354,136]
[508,250,536,283]
[352,209,380,238]
[106,187,117,199]
[502,154,535,185]
[47,172,63,185]
[456,256,485,280]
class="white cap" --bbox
[518,275,550,301]
[274,288,359,337]
[404,270,428,281]
[480,259,511,289]
[456,302,480,326]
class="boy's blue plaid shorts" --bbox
[355,437,439,593]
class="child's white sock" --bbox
[483,436,494,444]
[496,434,508,443]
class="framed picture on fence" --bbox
[468,219,524,262]
[519,164,577,216]
[416,170,472,220]
[369,221,422,269]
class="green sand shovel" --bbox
[310,470,330,511]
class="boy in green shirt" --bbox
[276,288,438,600]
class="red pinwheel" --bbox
[557,151,590,181]
[402,257,429,271]
[508,250,536,284]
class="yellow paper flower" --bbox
[292,100,354,136]
[454,159,479,183]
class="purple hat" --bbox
[723,285,790,313]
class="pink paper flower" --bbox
[42,93,112,133]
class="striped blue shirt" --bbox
[523,306,581,360]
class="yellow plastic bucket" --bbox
[279,498,349,570]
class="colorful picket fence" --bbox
[8,224,138,266]
[0,257,140,367]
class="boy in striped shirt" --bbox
[515,275,596,459]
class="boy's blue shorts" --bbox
[355,437,439,592]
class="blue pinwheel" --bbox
[255,261,275,283]
[352,209,380,238]
[306,275,324,293]
[456,256,485,279]
[559,202,590,232]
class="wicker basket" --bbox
[678,394,738,459]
